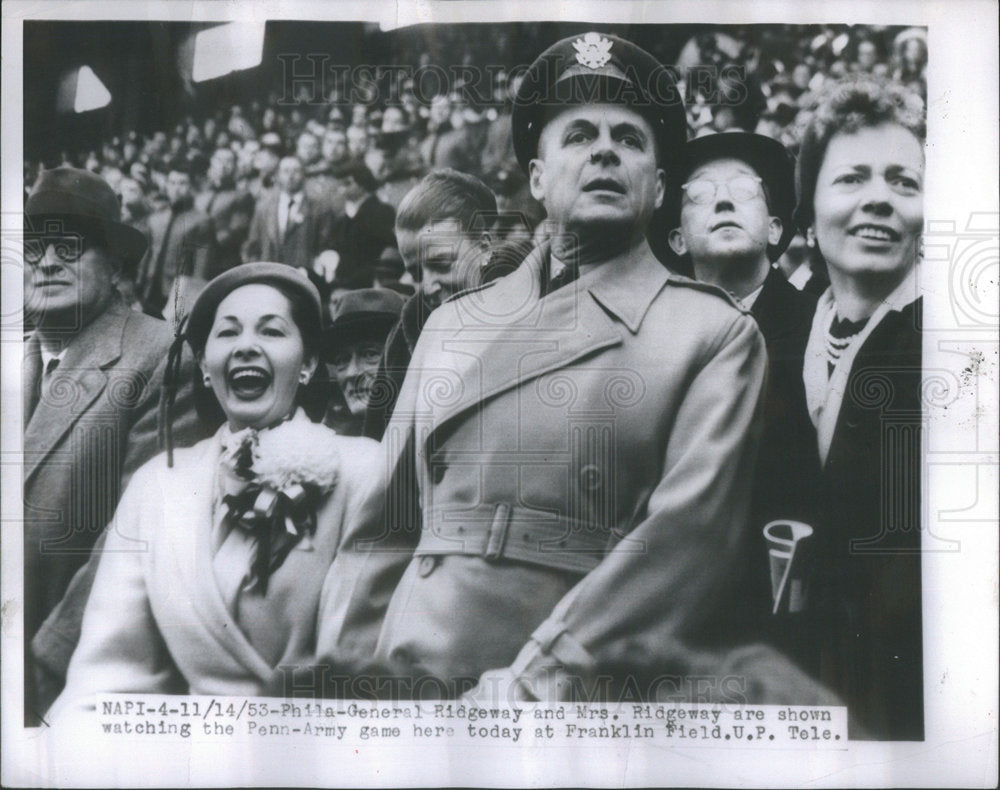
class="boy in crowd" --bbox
[361,169,495,439]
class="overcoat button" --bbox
[580,464,602,491]
[390,647,412,666]
[418,555,438,577]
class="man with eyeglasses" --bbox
[666,132,821,653]
[22,167,202,722]
[321,288,405,437]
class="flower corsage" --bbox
[219,416,340,593]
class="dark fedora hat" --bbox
[511,32,687,173]
[25,167,148,264]
[323,287,404,358]
[666,131,797,261]
[185,262,323,355]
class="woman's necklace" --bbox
[825,312,871,377]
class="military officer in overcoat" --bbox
[315,33,769,700]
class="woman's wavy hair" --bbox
[794,76,926,233]
[191,277,329,427]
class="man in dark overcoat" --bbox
[666,132,821,648]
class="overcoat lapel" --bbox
[283,214,302,245]
[22,335,42,428]
[23,301,129,484]
[160,435,275,682]
[421,243,669,437]
[282,194,309,245]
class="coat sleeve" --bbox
[499,311,770,698]
[314,345,426,674]
[46,468,184,722]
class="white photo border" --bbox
[2,1,997,787]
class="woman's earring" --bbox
[203,374,211,387]
[806,227,817,248]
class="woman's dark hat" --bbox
[160,263,324,468]
[25,167,148,265]
[666,131,798,261]
[511,32,686,173]
[185,262,323,354]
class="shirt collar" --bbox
[39,345,68,370]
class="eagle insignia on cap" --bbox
[573,33,613,69]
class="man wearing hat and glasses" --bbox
[317,33,768,701]
[322,288,405,437]
[667,133,821,649]
[22,167,201,721]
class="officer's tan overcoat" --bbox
[318,241,768,695]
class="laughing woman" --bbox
[795,78,925,740]
[50,263,382,715]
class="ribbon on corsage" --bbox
[218,413,340,594]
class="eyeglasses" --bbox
[330,344,384,372]
[681,175,764,205]
[24,236,88,266]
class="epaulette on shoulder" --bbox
[443,278,499,305]
[663,271,754,316]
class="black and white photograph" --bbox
[2,1,997,787]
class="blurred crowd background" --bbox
[23,21,928,305]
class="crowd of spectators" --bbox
[22,22,931,732]
[23,23,927,319]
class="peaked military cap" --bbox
[511,31,687,173]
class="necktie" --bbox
[149,210,177,300]
[24,352,42,426]
[281,194,297,239]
